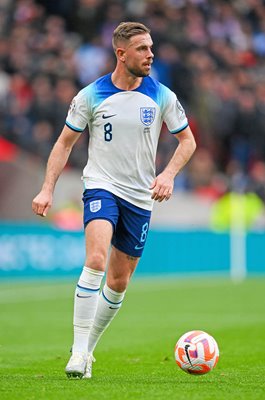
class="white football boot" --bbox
[65,352,87,379]
[83,354,96,379]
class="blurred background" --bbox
[1,0,265,279]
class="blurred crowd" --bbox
[1,0,265,204]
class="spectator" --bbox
[1,0,265,199]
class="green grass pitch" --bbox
[0,277,264,400]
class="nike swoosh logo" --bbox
[185,344,193,367]
[102,114,117,119]
[76,294,92,298]
[134,244,145,250]
[109,306,120,309]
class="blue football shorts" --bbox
[82,188,151,257]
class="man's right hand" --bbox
[32,191,53,217]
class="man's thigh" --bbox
[85,219,113,261]
[83,189,119,265]
[111,197,151,257]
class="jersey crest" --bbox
[89,200,101,213]
[140,107,156,126]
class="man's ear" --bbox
[116,48,126,62]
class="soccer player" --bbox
[32,21,196,379]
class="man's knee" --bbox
[86,252,106,271]
[107,275,131,292]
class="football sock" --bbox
[87,284,125,354]
[72,266,104,354]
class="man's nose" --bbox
[148,49,154,58]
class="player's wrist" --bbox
[163,168,177,180]
[41,182,55,195]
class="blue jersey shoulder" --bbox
[94,73,122,100]
[135,76,160,102]
[136,76,172,109]
[79,73,120,108]
[79,73,171,109]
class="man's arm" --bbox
[150,126,196,202]
[32,125,82,217]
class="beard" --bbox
[127,64,151,78]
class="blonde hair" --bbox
[112,21,150,50]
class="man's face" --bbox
[120,33,154,77]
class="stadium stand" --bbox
[1,0,265,221]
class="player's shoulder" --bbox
[140,75,161,94]
[143,75,172,90]
[76,73,110,93]
[74,74,115,108]
[150,76,175,97]
[94,73,113,90]
[139,76,175,106]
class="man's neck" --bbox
[111,69,143,91]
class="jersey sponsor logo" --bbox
[140,107,156,126]
[102,113,117,119]
[89,200,101,213]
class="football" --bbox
[174,330,219,375]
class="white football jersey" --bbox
[66,73,188,210]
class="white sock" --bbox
[87,284,125,355]
[72,266,104,354]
